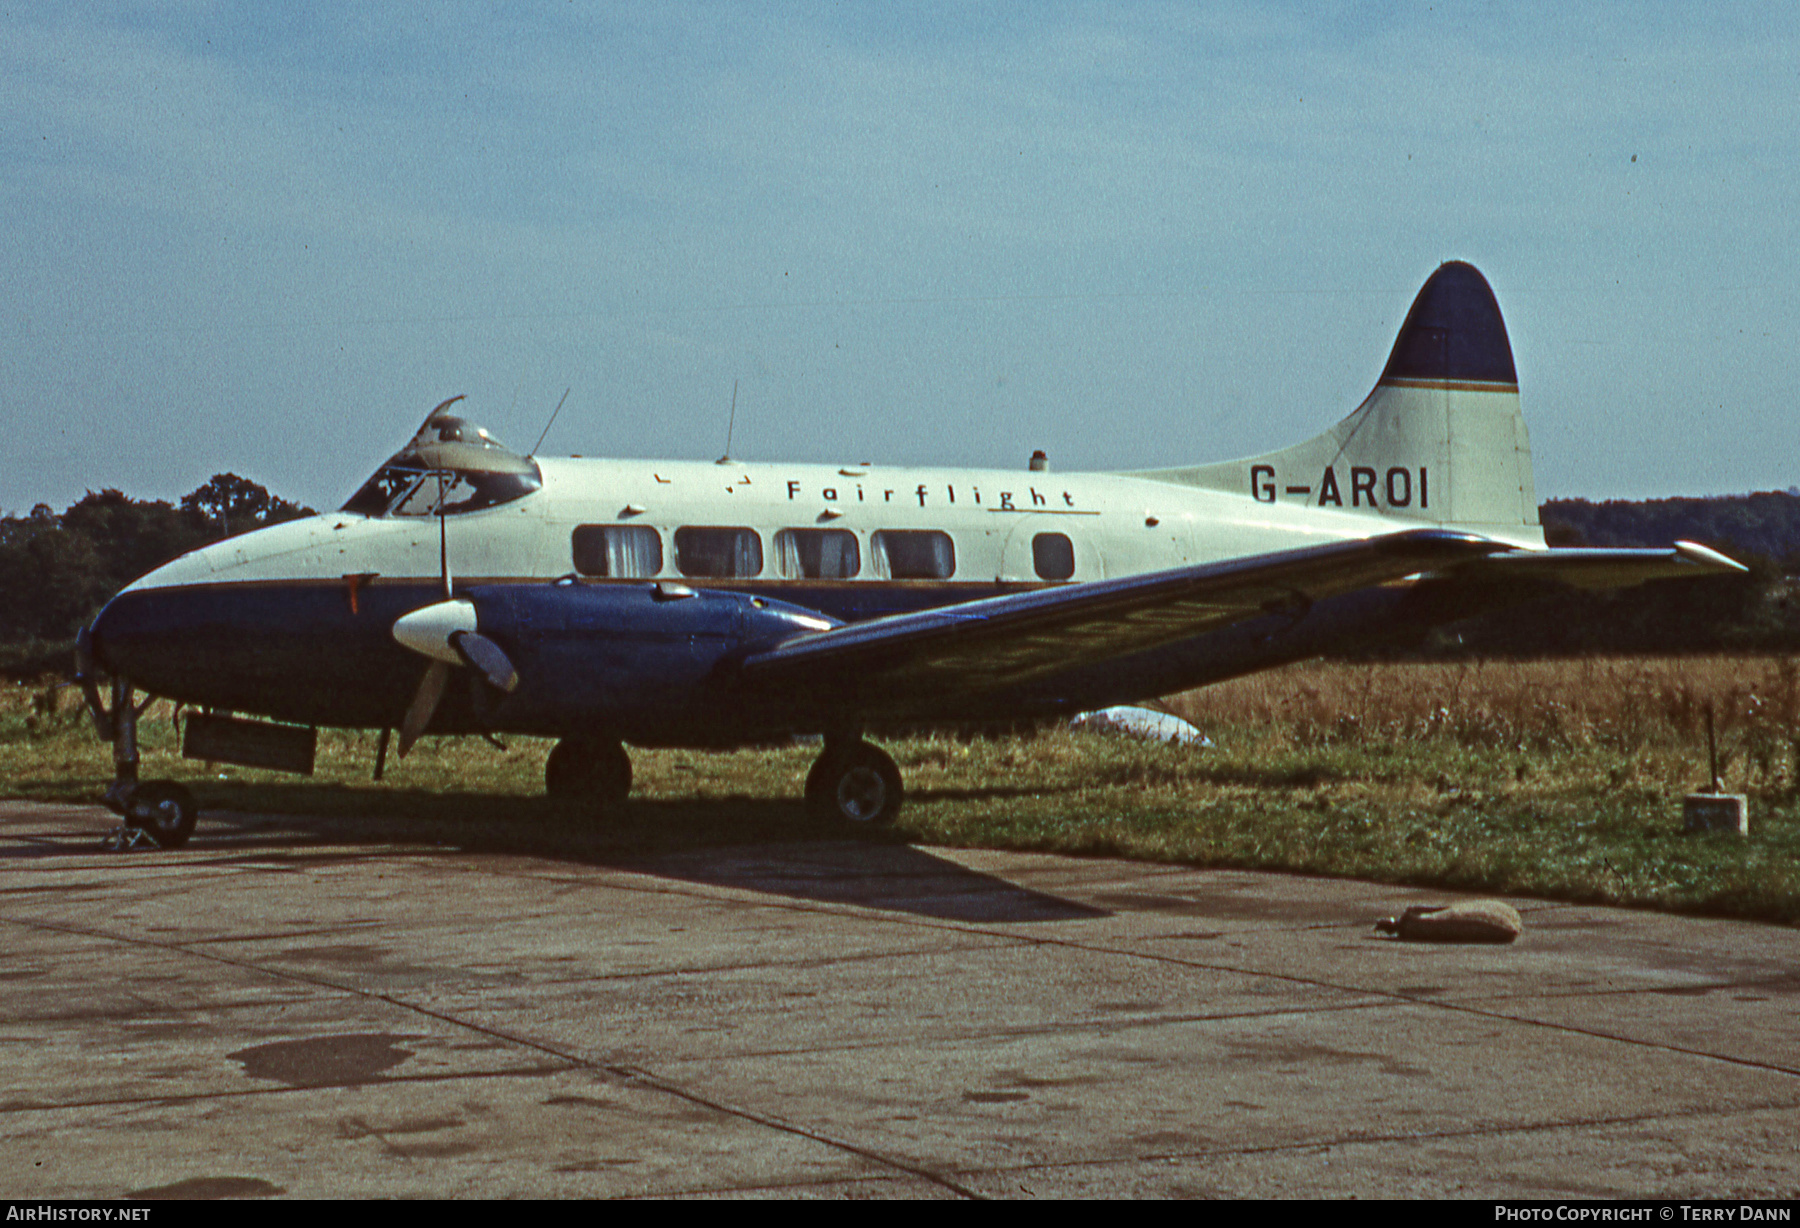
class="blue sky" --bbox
[4,2,1794,515]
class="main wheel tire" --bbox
[545,738,632,809]
[805,742,903,829]
[122,781,198,848]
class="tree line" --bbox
[1543,492,1800,571]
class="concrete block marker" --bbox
[1684,792,1749,836]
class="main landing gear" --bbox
[541,732,901,831]
[805,739,903,830]
[545,736,632,810]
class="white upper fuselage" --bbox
[128,453,1546,597]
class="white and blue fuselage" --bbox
[100,447,1514,742]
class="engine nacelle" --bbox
[463,580,839,736]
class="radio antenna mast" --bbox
[716,380,738,465]
[529,388,570,458]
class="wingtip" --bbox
[1674,540,1750,573]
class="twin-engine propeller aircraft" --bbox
[79,261,1742,846]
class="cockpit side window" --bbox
[341,468,423,516]
[390,472,447,517]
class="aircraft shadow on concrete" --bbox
[4,790,1107,924]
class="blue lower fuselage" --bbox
[89,571,1440,747]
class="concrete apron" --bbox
[3,799,1798,1199]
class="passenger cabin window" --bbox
[774,529,861,579]
[572,525,663,578]
[872,530,955,580]
[674,527,763,578]
[1032,532,1076,581]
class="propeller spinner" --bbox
[391,598,519,756]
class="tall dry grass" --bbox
[1167,656,1800,793]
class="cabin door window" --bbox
[871,530,955,579]
[1031,533,1076,581]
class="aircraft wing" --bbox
[730,528,1509,711]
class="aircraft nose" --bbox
[84,519,309,702]
[84,543,444,730]
[87,582,197,698]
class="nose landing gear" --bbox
[80,650,199,849]
[118,779,199,848]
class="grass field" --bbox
[6,656,1800,924]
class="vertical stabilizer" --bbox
[1139,262,1540,541]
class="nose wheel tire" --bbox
[121,781,199,849]
[805,741,903,829]
[545,738,632,811]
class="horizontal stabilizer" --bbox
[1439,540,1746,590]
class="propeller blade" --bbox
[397,660,450,758]
[391,596,514,752]
[451,631,519,693]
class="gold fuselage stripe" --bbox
[1379,377,1519,393]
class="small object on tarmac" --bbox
[101,824,164,852]
[1374,900,1522,943]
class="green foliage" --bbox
[1422,573,1795,657]
[179,473,313,535]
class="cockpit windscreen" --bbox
[341,401,543,517]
